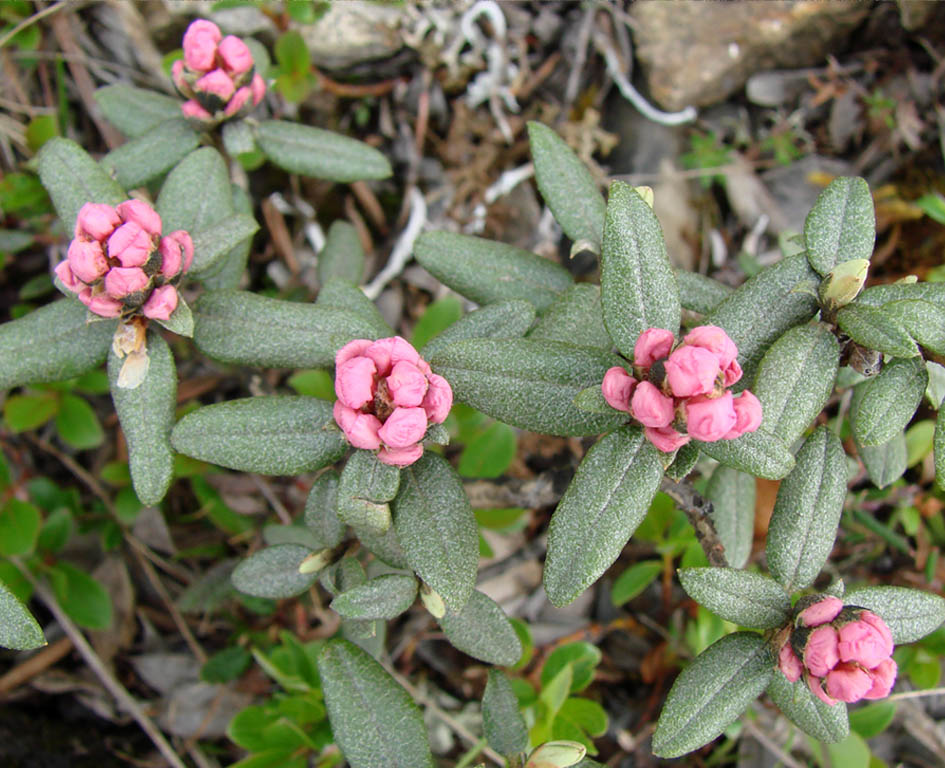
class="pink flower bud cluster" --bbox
[778,595,897,705]
[333,337,453,467]
[601,325,762,452]
[56,200,193,321]
[172,20,266,124]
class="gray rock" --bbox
[299,1,406,69]
[761,155,853,234]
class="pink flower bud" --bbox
[722,359,743,388]
[336,338,373,368]
[724,390,763,439]
[778,642,803,683]
[87,293,123,318]
[158,230,194,278]
[250,73,267,105]
[74,202,120,241]
[77,287,92,307]
[825,662,874,703]
[224,87,252,117]
[860,611,894,653]
[386,361,429,407]
[141,284,179,321]
[806,674,836,706]
[685,392,737,442]
[378,407,428,448]
[665,345,720,398]
[377,444,424,467]
[181,99,213,121]
[421,373,452,424]
[116,199,162,237]
[108,222,154,268]
[171,59,189,94]
[837,617,893,669]
[798,596,843,627]
[630,381,675,428]
[195,69,236,102]
[365,336,420,376]
[602,366,636,412]
[644,426,690,453]
[634,327,675,368]
[54,260,81,292]
[218,35,253,75]
[183,19,221,72]
[863,658,897,700]
[104,267,150,299]
[67,239,109,283]
[683,325,738,369]
[333,401,382,450]
[335,356,377,409]
[804,625,840,678]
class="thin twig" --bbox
[0,636,73,694]
[363,187,427,300]
[15,563,189,768]
[740,716,805,768]
[250,474,292,525]
[887,686,945,702]
[660,477,728,567]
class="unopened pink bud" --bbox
[601,366,636,412]
[104,266,150,298]
[724,390,763,440]
[804,625,840,678]
[336,338,373,368]
[335,356,377,409]
[798,596,843,627]
[181,99,213,121]
[378,407,427,449]
[171,59,189,94]
[218,35,253,75]
[88,293,123,318]
[644,426,690,453]
[634,327,675,368]
[630,381,675,428]
[250,73,266,105]
[722,359,743,387]
[778,642,803,683]
[333,402,382,450]
[195,69,235,102]
[807,674,836,706]
[365,336,420,376]
[74,202,120,241]
[665,345,720,398]
[77,287,92,307]
[377,444,424,467]
[108,222,154,267]
[683,325,738,369]
[159,230,194,278]
[825,663,874,703]
[54,260,81,292]
[837,617,893,669]
[141,284,178,321]
[182,19,221,72]
[116,199,162,236]
[67,239,108,284]
[685,392,737,442]
[223,86,252,117]
[863,658,897,700]
[421,373,452,424]
[860,611,894,655]
[387,361,428,407]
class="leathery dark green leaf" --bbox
[705,465,755,569]
[767,674,849,743]
[331,574,418,620]
[697,429,795,480]
[528,284,612,350]
[678,568,790,629]
[438,589,522,666]
[231,544,317,599]
[843,586,945,644]
[421,300,536,359]
[100,118,200,188]
[852,356,927,446]
[483,669,528,757]
[836,303,918,359]
[675,270,733,314]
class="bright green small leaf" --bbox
[848,700,896,739]
[4,392,58,432]
[37,507,73,553]
[287,369,336,399]
[541,643,602,694]
[202,645,252,683]
[611,560,662,606]
[0,499,41,556]
[55,393,104,450]
[412,296,463,353]
[905,419,935,467]
[458,422,517,478]
[48,562,112,630]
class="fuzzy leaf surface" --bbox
[100,119,200,188]
[331,574,418,620]
[108,330,176,506]
[231,544,317,598]
[804,177,875,276]
[157,146,232,234]
[766,674,849,743]
[705,465,755,569]
[652,632,774,758]
[337,449,400,533]
[766,427,847,591]
[439,589,522,666]
[678,568,790,629]
[421,300,535,359]
[304,471,344,548]
[257,120,392,181]
[317,639,434,768]
[836,304,918,358]
[697,429,795,480]
[319,220,365,285]
[857,432,907,489]
[528,121,606,251]
[856,281,945,310]
[852,357,927,446]
[544,426,662,606]
[843,586,945,644]
[415,232,572,311]
[316,278,392,337]
[392,453,478,612]
[194,291,381,368]
[0,299,114,389]
[528,284,612,350]
[483,669,528,757]
[879,299,945,355]
[201,184,253,292]
[600,181,680,357]
[171,396,346,475]
[937,407,945,492]
[676,271,732,314]
[751,324,840,444]
[94,84,182,138]
[706,253,820,389]
[0,578,44,650]
[430,338,626,436]
[37,138,125,233]
[189,214,260,277]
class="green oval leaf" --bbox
[100,118,201,189]
[857,431,907,489]
[337,449,400,534]
[852,357,927,446]
[0,578,44,650]
[157,146,232,234]
[705,465,755,569]
[304,470,344,548]
[611,560,663,606]
[458,422,517,478]
[316,278,392,338]
[411,296,463,353]
[766,674,849,743]
[392,453,478,612]
[0,499,41,557]
[331,574,418,620]
[429,338,626,436]
[856,281,945,310]
[652,632,774,758]
[4,393,58,433]
[697,429,795,480]
[528,284,611,350]
[600,180,680,357]
[108,329,176,506]
[528,122,605,252]
[751,324,840,444]
[49,562,112,630]
[37,138,125,233]
[439,589,522,666]
[356,522,409,570]
[879,298,945,355]
[190,213,260,277]
[706,253,820,389]
[675,271,732,315]
[483,669,528,757]
[678,568,790,629]
[766,427,847,592]
[836,304,918,358]
[171,396,347,475]
[936,406,945,492]
[415,232,573,312]
[804,177,875,276]
[56,392,104,450]
[94,84,182,139]
[231,544,317,599]
[318,220,365,285]
[201,184,254,292]
[842,586,945,644]
[257,120,392,182]
[544,426,663,606]
[194,291,381,368]
[317,638,434,768]
[420,300,536,360]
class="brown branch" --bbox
[0,636,72,694]
[660,476,728,567]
